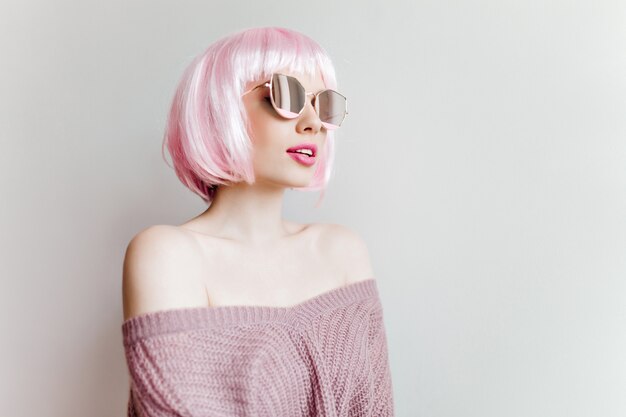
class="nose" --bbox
[295,94,323,134]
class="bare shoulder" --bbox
[122,224,206,321]
[313,222,375,285]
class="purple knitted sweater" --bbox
[121,278,394,417]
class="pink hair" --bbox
[162,27,339,207]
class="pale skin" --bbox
[122,68,374,321]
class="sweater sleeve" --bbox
[368,300,395,416]
[124,334,199,417]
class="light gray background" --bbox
[1,1,625,416]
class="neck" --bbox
[190,181,290,245]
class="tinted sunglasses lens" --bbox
[317,90,347,129]
[271,74,306,118]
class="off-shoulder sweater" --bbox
[121,278,395,417]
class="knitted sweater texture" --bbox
[121,278,394,417]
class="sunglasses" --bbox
[242,73,348,130]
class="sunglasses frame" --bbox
[242,73,348,130]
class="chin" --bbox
[285,177,314,188]
[257,174,313,189]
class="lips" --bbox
[286,142,317,167]
[286,143,317,157]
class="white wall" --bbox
[1,1,624,416]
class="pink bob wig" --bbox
[162,26,339,206]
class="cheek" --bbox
[248,122,281,160]
[248,113,275,143]
[250,116,291,146]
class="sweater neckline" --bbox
[122,278,378,345]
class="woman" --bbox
[121,26,394,417]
